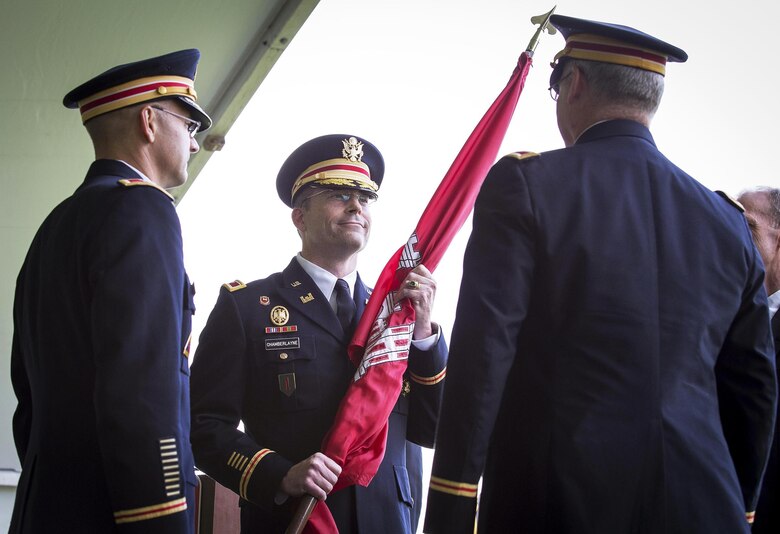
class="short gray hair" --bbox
[743,187,780,228]
[567,59,665,115]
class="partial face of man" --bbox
[152,102,200,188]
[295,189,373,259]
[554,67,577,147]
[740,191,780,293]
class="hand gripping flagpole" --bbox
[285,8,556,534]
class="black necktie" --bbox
[335,279,355,333]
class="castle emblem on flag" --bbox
[354,293,414,381]
[399,233,421,269]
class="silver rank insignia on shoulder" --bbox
[259,296,270,306]
[300,292,314,303]
[270,306,289,326]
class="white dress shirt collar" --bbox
[768,289,780,319]
[116,160,152,182]
[295,253,357,312]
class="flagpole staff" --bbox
[526,6,557,55]
[285,496,317,534]
[285,8,557,534]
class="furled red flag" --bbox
[288,12,558,529]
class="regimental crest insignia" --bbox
[342,136,364,162]
[259,296,270,306]
[270,306,289,326]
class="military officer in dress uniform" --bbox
[190,134,448,533]
[10,49,212,533]
[424,15,777,534]
[737,187,780,533]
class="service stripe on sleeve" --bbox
[114,497,187,523]
[429,476,478,498]
[410,368,446,386]
[239,449,273,500]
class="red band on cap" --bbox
[298,163,370,181]
[80,81,192,114]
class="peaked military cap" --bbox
[276,134,385,207]
[63,48,212,131]
[549,15,688,87]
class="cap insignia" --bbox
[342,137,364,162]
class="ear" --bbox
[139,105,157,143]
[291,207,305,233]
[566,65,587,101]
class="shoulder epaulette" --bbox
[505,151,540,161]
[715,190,745,213]
[117,178,174,202]
[223,280,247,292]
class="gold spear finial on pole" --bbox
[527,6,557,55]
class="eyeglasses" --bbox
[151,106,201,138]
[548,72,572,101]
[302,189,378,206]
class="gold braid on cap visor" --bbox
[291,158,378,201]
[552,34,667,75]
[78,75,198,123]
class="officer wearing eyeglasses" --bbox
[10,50,212,533]
[425,14,776,534]
[190,134,448,533]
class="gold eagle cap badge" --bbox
[342,137,364,162]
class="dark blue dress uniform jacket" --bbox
[425,120,777,534]
[753,312,780,533]
[190,258,447,533]
[10,159,197,533]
